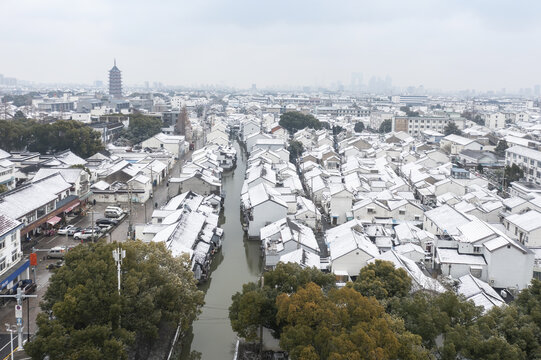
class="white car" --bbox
[57,225,75,235]
[73,228,102,241]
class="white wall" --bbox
[248,201,288,238]
[331,250,373,278]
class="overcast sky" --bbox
[1,0,540,91]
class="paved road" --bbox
[0,333,27,360]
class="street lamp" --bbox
[5,324,16,360]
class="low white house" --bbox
[141,133,185,159]
[503,210,541,247]
[260,218,320,269]
[241,183,288,238]
[326,220,380,279]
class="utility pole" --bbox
[0,288,37,351]
[128,185,133,240]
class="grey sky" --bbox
[1,0,540,90]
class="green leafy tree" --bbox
[0,184,7,194]
[229,263,335,342]
[287,140,304,163]
[444,121,462,136]
[0,119,104,158]
[495,139,509,156]
[13,110,26,120]
[477,163,484,174]
[504,163,524,186]
[279,111,322,133]
[25,241,204,360]
[353,122,365,133]
[379,119,392,133]
[122,113,163,145]
[352,260,412,300]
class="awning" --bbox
[64,201,81,213]
[46,216,62,226]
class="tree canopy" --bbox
[25,241,204,360]
[444,121,462,136]
[352,260,412,300]
[505,164,524,186]
[495,139,509,156]
[229,263,335,342]
[0,119,104,158]
[121,113,163,145]
[276,282,429,360]
[379,119,392,133]
[287,140,304,163]
[353,122,365,133]
[279,111,323,133]
[231,261,541,360]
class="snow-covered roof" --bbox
[505,210,541,232]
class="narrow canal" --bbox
[180,140,262,359]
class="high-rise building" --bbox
[108,59,122,98]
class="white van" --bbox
[105,206,124,218]
[47,246,67,259]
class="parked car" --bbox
[96,218,118,227]
[73,229,102,241]
[57,225,75,235]
[67,226,82,236]
[104,208,124,218]
[46,261,64,270]
[47,246,68,259]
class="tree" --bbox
[400,106,419,117]
[13,110,26,120]
[444,121,462,136]
[229,263,335,342]
[354,122,365,133]
[352,260,412,300]
[0,119,104,158]
[25,241,204,359]
[279,111,322,133]
[504,164,524,186]
[379,119,392,133]
[195,105,204,118]
[287,140,304,163]
[332,125,344,136]
[122,113,163,145]
[276,283,430,360]
[477,164,484,174]
[495,139,509,156]
[0,184,7,194]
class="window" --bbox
[473,246,482,253]
[0,240,5,250]
[470,267,482,278]
[10,234,15,243]
[367,208,375,214]
[0,258,5,272]
[11,250,17,262]
[399,210,406,215]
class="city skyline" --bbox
[1,0,541,91]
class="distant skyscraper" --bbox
[108,59,122,98]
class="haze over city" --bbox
[2,0,541,91]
